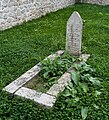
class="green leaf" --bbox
[63,90,71,97]
[73,63,81,70]
[71,72,80,85]
[43,72,49,79]
[71,87,77,97]
[48,77,57,82]
[74,97,79,102]
[93,104,99,109]
[79,82,89,93]
[68,81,73,88]
[81,107,88,120]
[94,90,101,97]
[83,65,91,71]
[89,77,100,86]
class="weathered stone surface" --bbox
[66,11,83,56]
[15,87,42,101]
[37,93,56,107]
[1,0,109,30]
[45,50,64,60]
[3,50,64,94]
[47,72,71,97]
[0,0,75,30]
[15,87,56,107]
[82,0,109,5]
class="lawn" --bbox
[0,3,109,120]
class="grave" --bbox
[3,11,90,108]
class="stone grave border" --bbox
[3,50,90,108]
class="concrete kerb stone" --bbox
[15,87,56,107]
[47,72,71,97]
[37,93,56,107]
[15,87,42,102]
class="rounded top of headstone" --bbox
[68,11,83,25]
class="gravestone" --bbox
[66,11,83,56]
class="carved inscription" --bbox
[66,11,83,56]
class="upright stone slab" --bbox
[66,11,83,56]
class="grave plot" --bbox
[3,11,90,108]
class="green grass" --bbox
[24,75,48,93]
[0,3,109,119]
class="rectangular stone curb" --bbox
[15,87,42,101]
[47,72,71,97]
[37,93,56,107]
[3,50,64,94]
[15,87,56,107]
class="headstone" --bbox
[66,11,83,56]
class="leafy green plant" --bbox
[40,53,75,81]
[81,107,88,120]
[37,53,76,89]
[63,62,102,119]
